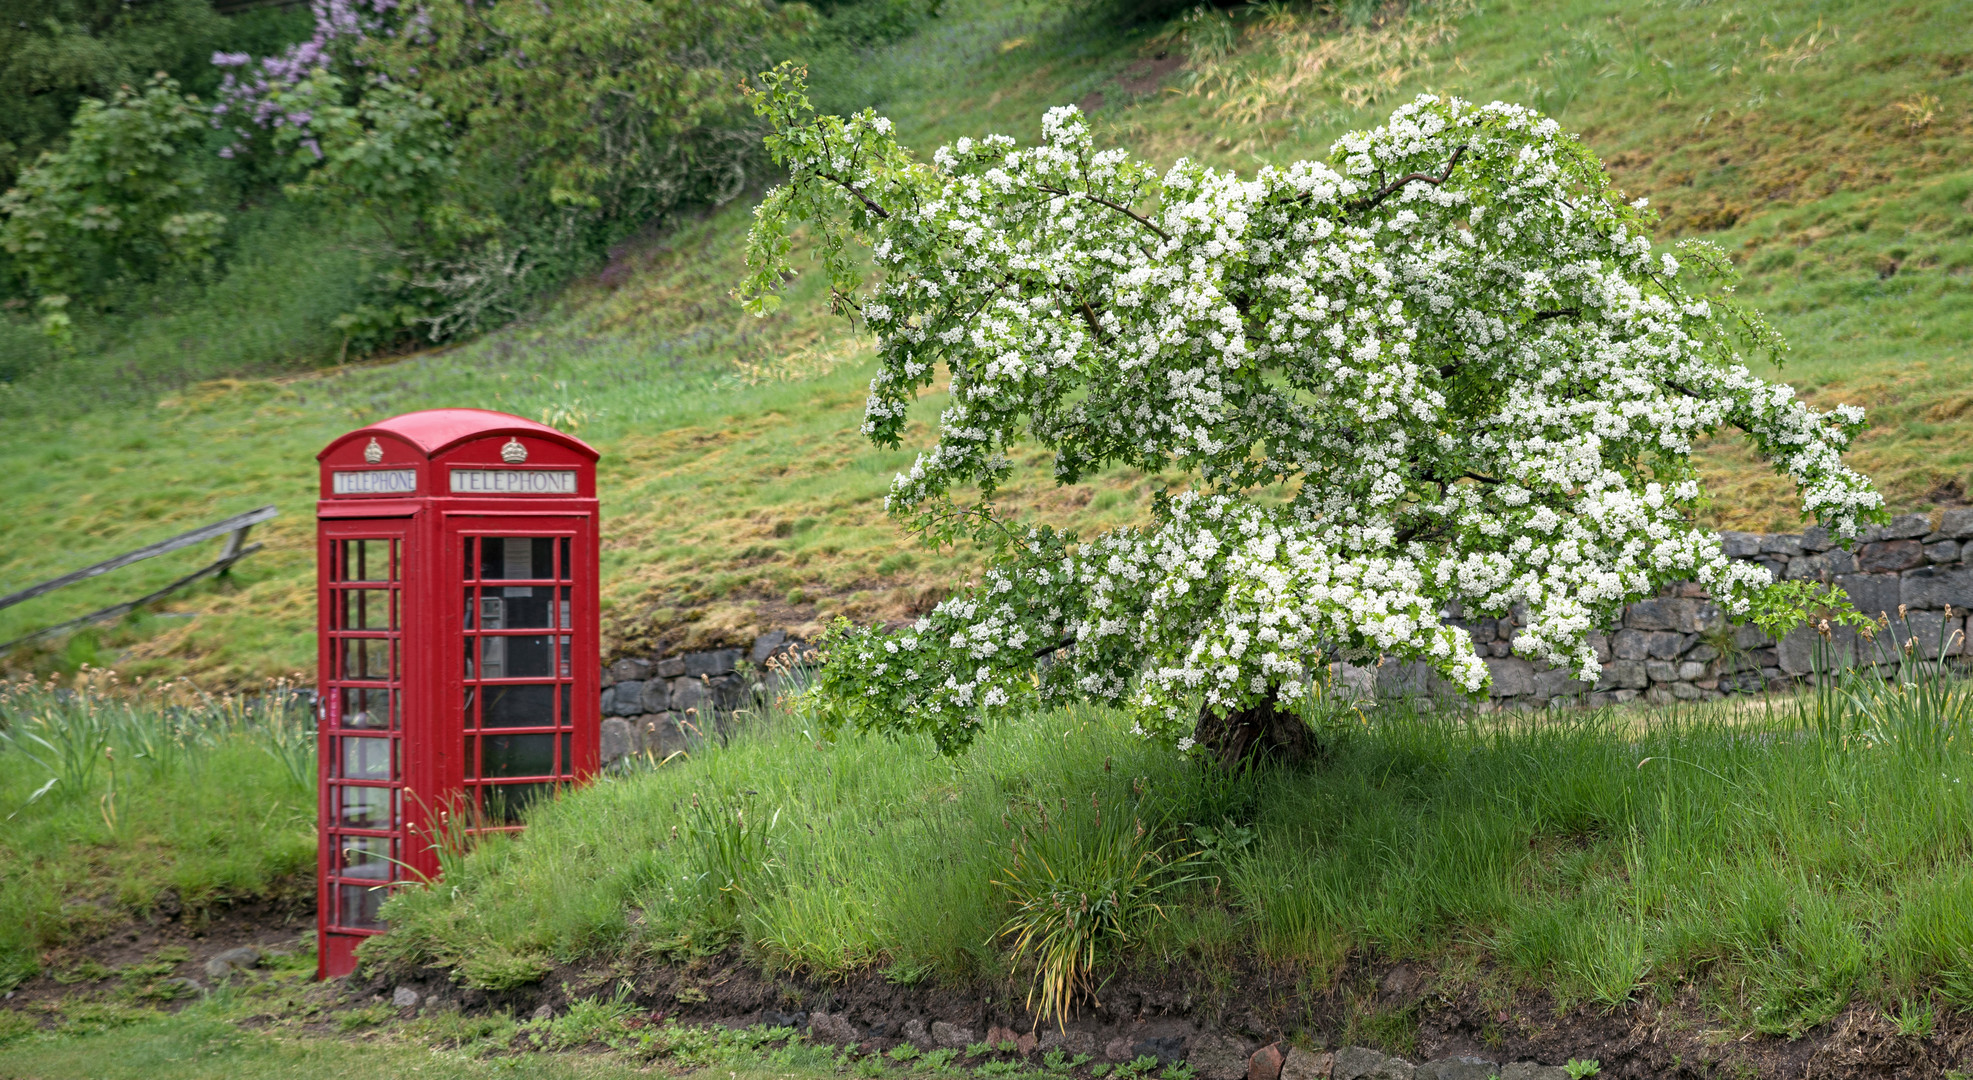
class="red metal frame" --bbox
[314,410,599,979]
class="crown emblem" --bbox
[500,438,528,464]
[363,438,383,464]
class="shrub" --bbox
[0,74,225,326]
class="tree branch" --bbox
[816,169,890,220]
[1035,184,1171,242]
[1033,635,1077,659]
[1532,307,1581,322]
[1345,145,1469,214]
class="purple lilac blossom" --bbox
[210,0,403,148]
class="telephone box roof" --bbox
[318,409,599,462]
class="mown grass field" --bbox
[0,0,1968,684]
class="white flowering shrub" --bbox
[740,65,1884,757]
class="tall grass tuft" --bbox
[0,672,317,990]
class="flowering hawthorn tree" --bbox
[739,65,1884,763]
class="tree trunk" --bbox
[1190,694,1321,769]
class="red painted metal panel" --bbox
[315,410,599,979]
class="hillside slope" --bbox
[1,0,1969,683]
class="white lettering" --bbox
[449,469,577,495]
[332,469,418,495]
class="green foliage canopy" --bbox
[0,74,225,329]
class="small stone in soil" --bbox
[1248,1042,1284,1080]
[203,946,262,981]
[1104,1037,1135,1062]
[392,987,420,1009]
[1186,1033,1248,1080]
[531,1004,555,1021]
[931,1021,974,1050]
[901,1018,929,1047]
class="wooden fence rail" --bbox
[0,506,278,654]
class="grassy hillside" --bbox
[1,0,1969,683]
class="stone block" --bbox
[710,673,750,710]
[1499,1065,1570,1080]
[638,679,670,713]
[1417,1060,1498,1080]
[655,656,688,678]
[1646,631,1683,659]
[1248,1045,1284,1080]
[1785,555,1824,580]
[609,680,645,716]
[1378,660,1431,698]
[1942,508,1973,539]
[1824,547,1858,574]
[1778,624,1869,675]
[1677,661,1707,680]
[1611,629,1648,661]
[751,630,790,665]
[1332,1047,1413,1080]
[1588,631,1610,662]
[1534,665,1588,699]
[1761,533,1804,557]
[1685,643,1719,662]
[1800,524,1835,552]
[1280,1048,1334,1080]
[600,718,634,763]
[1903,565,1973,611]
[1645,660,1679,682]
[1333,662,1377,702]
[1884,512,1933,540]
[1720,530,1762,558]
[1484,657,1534,697]
[1929,540,1965,564]
[1596,660,1645,690]
[1859,540,1924,573]
[1888,611,1966,659]
[684,649,741,677]
[1838,573,1903,621]
[671,678,711,716]
[1734,624,1773,649]
[1136,1037,1187,1064]
[1625,598,1677,631]
[599,686,615,715]
[1188,1034,1250,1080]
[609,658,652,684]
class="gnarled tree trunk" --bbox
[1190,693,1321,769]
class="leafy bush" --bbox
[215,0,797,347]
[0,74,225,327]
[0,0,309,190]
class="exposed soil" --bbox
[13,899,1973,1079]
[352,947,1973,1080]
[2,890,313,1014]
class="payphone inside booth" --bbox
[315,409,600,978]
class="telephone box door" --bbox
[316,518,413,977]
[447,514,599,832]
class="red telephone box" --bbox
[314,409,600,978]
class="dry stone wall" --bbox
[1352,509,1973,710]
[597,512,1973,762]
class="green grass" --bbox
[3,0,1970,682]
[0,678,316,991]
[368,651,1973,1036]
